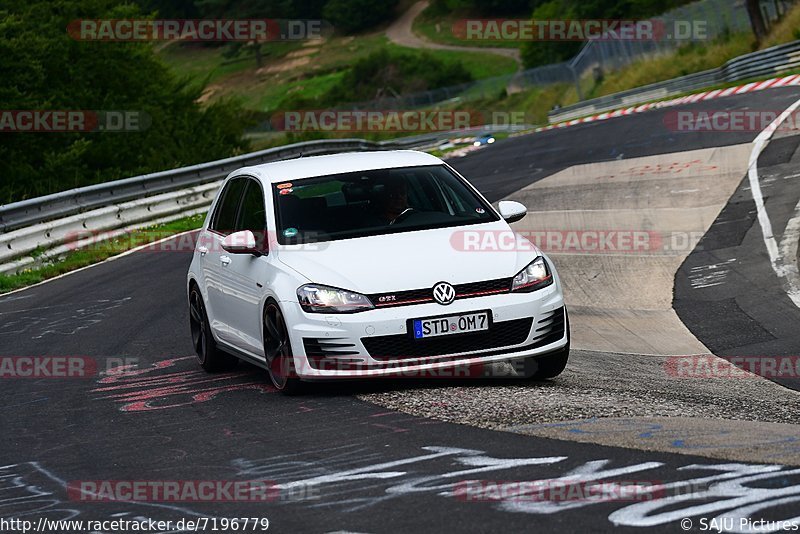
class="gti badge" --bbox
[432,282,456,305]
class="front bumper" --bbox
[281,283,568,379]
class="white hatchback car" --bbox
[187,151,569,394]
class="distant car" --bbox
[187,151,569,394]
[473,133,496,146]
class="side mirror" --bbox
[498,201,527,224]
[221,230,261,255]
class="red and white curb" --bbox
[537,73,800,132]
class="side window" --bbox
[211,178,247,235]
[236,180,267,233]
[236,179,268,251]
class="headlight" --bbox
[511,256,553,292]
[297,284,374,313]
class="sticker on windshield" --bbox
[279,188,294,195]
[277,182,293,189]
[283,228,299,238]
[475,207,485,214]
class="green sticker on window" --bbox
[283,228,299,238]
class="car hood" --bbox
[277,220,540,294]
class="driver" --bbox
[372,178,410,224]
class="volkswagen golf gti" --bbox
[187,150,569,394]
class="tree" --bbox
[322,0,398,34]
[745,0,767,44]
[0,0,249,203]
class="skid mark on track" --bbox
[92,356,274,412]
[0,294,32,304]
[0,462,215,533]
[688,259,737,289]
[591,160,720,181]
[230,444,800,529]
[0,298,131,339]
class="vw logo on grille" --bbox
[432,282,456,305]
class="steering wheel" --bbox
[390,207,415,225]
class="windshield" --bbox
[272,164,498,244]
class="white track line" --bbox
[748,96,800,308]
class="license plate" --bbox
[412,311,490,339]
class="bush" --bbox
[289,48,473,108]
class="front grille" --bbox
[362,317,533,360]
[368,277,513,308]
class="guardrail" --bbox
[548,40,800,123]
[0,183,220,275]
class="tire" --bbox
[189,285,238,372]
[526,343,570,380]
[263,301,303,395]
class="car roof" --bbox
[236,150,444,184]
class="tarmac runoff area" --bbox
[359,143,800,466]
[513,143,752,356]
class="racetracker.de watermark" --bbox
[664,110,800,132]
[0,356,102,378]
[453,479,711,502]
[664,355,800,379]
[64,230,329,253]
[67,480,319,502]
[270,110,531,133]
[452,19,708,41]
[70,229,704,256]
[0,110,149,133]
[271,110,475,132]
[449,230,704,254]
[303,360,520,378]
[68,19,330,41]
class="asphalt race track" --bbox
[2,86,800,533]
[675,134,800,391]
